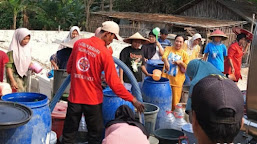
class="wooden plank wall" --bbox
[180,0,242,21]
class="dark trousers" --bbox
[62,102,104,144]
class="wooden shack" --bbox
[89,11,247,46]
[173,0,257,30]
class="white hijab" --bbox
[58,26,81,50]
[187,33,202,50]
[8,28,31,77]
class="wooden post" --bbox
[109,0,113,12]
[250,14,255,33]
[101,0,105,11]
[247,14,256,65]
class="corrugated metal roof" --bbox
[92,12,247,28]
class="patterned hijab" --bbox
[8,28,31,77]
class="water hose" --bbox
[49,75,70,112]
[113,57,145,124]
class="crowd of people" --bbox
[0,20,249,144]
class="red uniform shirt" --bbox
[224,42,243,81]
[67,36,134,105]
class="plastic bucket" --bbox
[102,89,134,125]
[154,129,185,144]
[29,62,43,74]
[51,101,67,139]
[53,69,70,97]
[146,60,164,74]
[143,103,159,134]
[1,92,51,144]
[142,77,172,130]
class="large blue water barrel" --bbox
[146,59,164,74]
[1,92,51,144]
[102,89,134,125]
[141,77,172,130]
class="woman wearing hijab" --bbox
[185,59,223,119]
[162,35,189,110]
[6,28,32,92]
[183,33,202,85]
[203,29,228,72]
[184,33,202,61]
[142,30,164,61]
[50,26,81,69]
[224,33,249,83]
[102,105,149,144]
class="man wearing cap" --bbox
[119,32,152,88]
[191,75,244,144]
[158,28,172,49]
[62,21,144,144]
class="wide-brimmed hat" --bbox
[232,27,253,41]
[208,29,228,40]
[60,35,84,48]
[123,32,150,44]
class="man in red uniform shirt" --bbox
[62,21,144,144]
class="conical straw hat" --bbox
[123,32,150,44]
[208,29,228,40]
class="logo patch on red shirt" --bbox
[77,57,90,72]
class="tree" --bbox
[84,0,95,31]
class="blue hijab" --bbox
[185,59,223,112]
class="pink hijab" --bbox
[8,28,31,77]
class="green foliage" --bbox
[2,0,242,30]
[0,2,13,29]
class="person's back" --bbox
[67,37,133,104]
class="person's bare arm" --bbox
[141,65,152,77]
[156,42,164,56]
[6,67,18,89]
[50,60,59,70]
[203,53,208,61]
[163,58,170,71]
[119,68,124,84]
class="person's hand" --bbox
[174,60,182,65]
[132,98,144,113]
[120,79,124,84]
[10,80,18,90]
[156,41,161,47]
[147,73,153,77]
